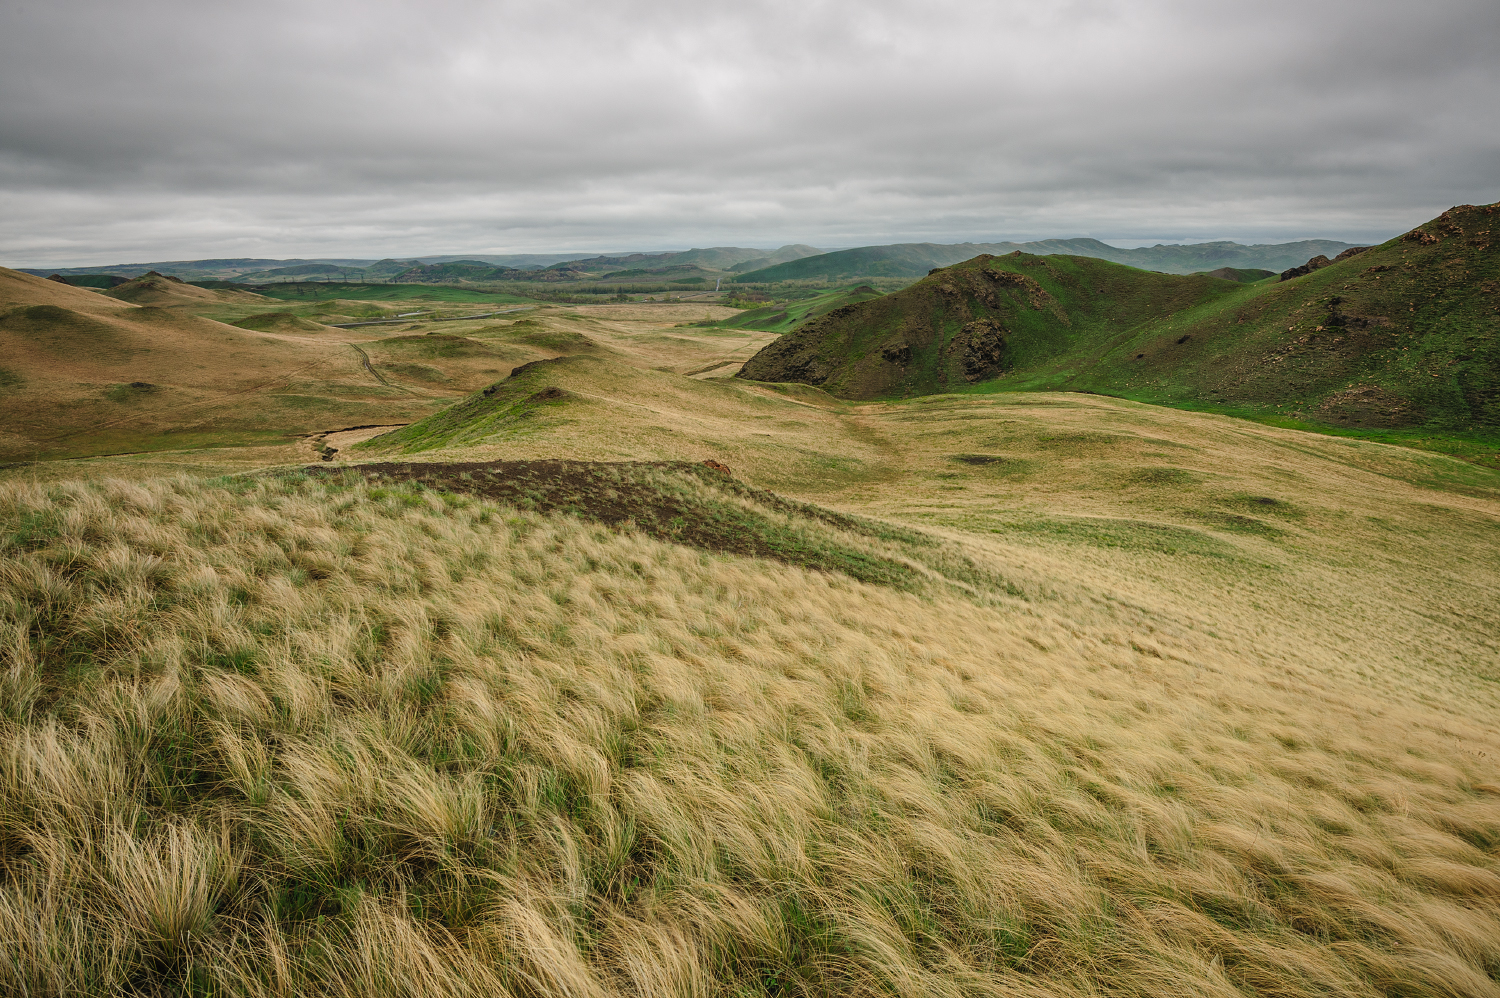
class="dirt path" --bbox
[309,423,410,461]
[349,344,388,385]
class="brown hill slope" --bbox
[104,270,267,305]
[0,266,141,315]
[0,266,420,460]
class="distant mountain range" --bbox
[17,246,827,284]
[19,237,1369,285]
[731,238,1364,282]
[382,246,828,284]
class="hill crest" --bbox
[734,237,1365,282]
[737,203,1500,435]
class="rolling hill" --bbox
[0,267,432,460]
[733,237,1364,282]
[103,270,268,306]
[738,203,1500,438]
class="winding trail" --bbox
[350,344,389,385]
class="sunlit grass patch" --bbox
[0,407,1497,996]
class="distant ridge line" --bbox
[731,237,1367,282]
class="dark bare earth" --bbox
[301,459,963,590]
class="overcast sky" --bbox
[2,0,1496,267]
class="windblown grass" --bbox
[1,473,1497,997]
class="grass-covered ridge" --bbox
[2,472,1498,997]
[739,203,1500,448]
[739,251,1246,397]
[306,458,1006,595]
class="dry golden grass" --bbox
[0,269,766,468]
[0,268,447,462]
[103,274,269,307]
[0,463,1496,997]
[5,269,1498,995]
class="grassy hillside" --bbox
[5,256,1499,995]
[738,253,1245,397]
[3,375,1498,996]
[0,268,447,461]
[0,272,759,470]
[739,203,1500,447]
[105,271,268,306]
[734,239,1363,283]
[712,285,884,335]
[725,244,827,272]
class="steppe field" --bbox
[1,267,1498,998]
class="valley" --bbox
[0,206,1496,998]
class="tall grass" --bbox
[0,474,1496,996]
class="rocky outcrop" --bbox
[1279,255,1333,282]
[880,343,912,365]
[736,324,836,385]
[952,319,1009,381]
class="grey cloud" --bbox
[1,0,1496,266]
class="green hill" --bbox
[738,203,1500,438]
[738,254,1241,395]
[601,264,718,281]
[725,244,827,272]
[733,238,1364,283]
[714,285,884,334]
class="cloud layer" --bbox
[2,0,1497,266]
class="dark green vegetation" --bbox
[733,238,1360,283]
[307,460,1002,595]
[740,203,1500,453]
[44,273,129,288]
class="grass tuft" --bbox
[0,473,1495,997]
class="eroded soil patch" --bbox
[304,459,974,591]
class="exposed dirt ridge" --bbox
[301,459,984,592]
